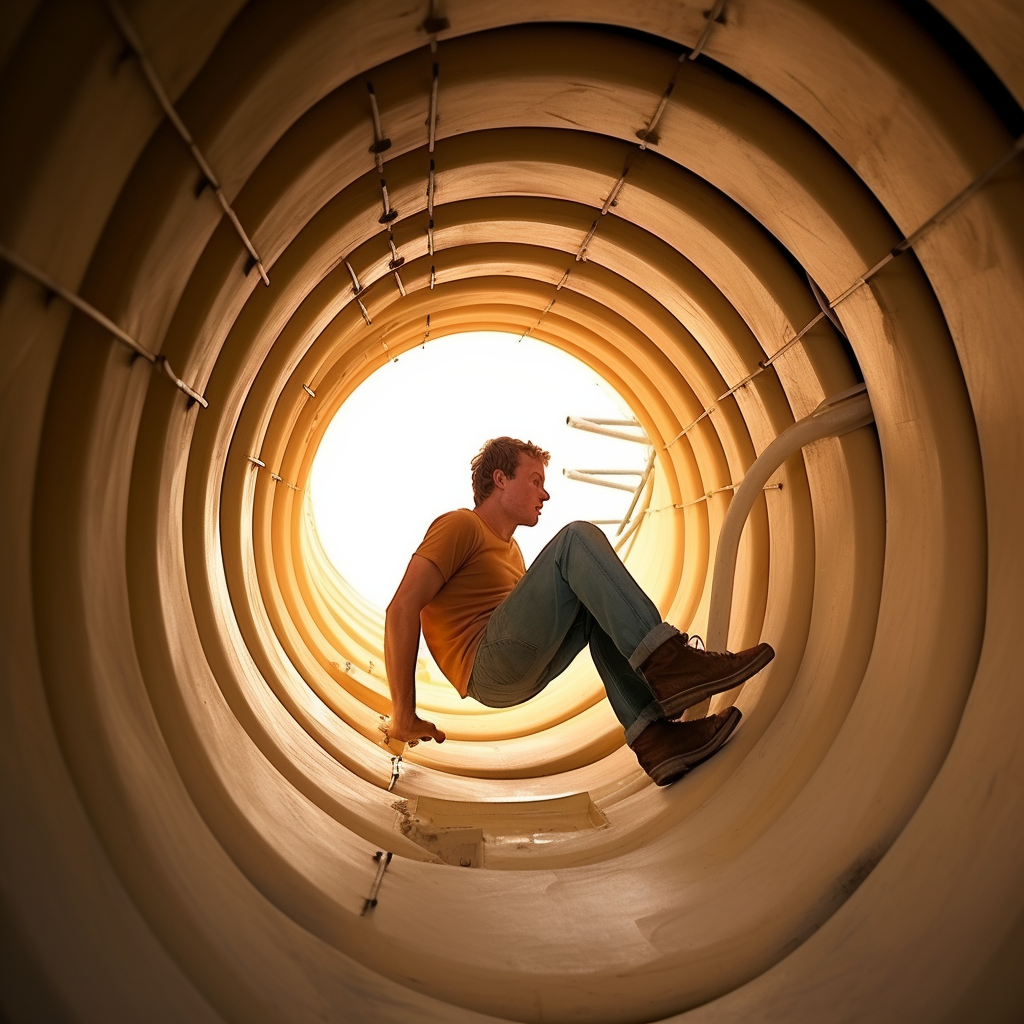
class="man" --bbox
[384,436,774,785]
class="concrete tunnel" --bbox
[2,1,1023,1021]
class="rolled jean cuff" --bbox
[627,621,679,670]
[623,701,663,745]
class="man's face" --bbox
[498,454,550,527]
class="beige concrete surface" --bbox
[2,1,1022,1021]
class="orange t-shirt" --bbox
[415,509,525,696]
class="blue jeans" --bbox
[466,521,678,743]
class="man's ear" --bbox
[492,468,507,490]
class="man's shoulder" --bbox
[416,509,484,580]
[426,508,478,532]
[420,508,481,546]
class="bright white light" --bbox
[309,331,649,609]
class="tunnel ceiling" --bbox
[2,1,1023,1023]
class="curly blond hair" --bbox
[470,437,550,506]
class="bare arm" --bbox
[384,554,446,744]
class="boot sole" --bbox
[650,707,742,786]
[658,643,775,719]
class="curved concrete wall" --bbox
[2,1,1022,1021]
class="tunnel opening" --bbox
[307,329,652,611]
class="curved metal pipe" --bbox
[706,383,874,653]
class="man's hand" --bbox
[389,715,446,745]
[385,554,446,747]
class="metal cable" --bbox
[344,259,373,325]
[366,82,392,174]
[643,482,782,518]
[665,132,1023,449]
[387,230,405,270]
[688,0,727,61]
[574,6,727,268]
[100,0,269,286]
[0,241,207,406]
[424,48,441,280]
[428,62,439,154]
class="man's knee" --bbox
[564,520,611,546]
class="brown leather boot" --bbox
[629,707,742,786]
[640,635,774,718]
